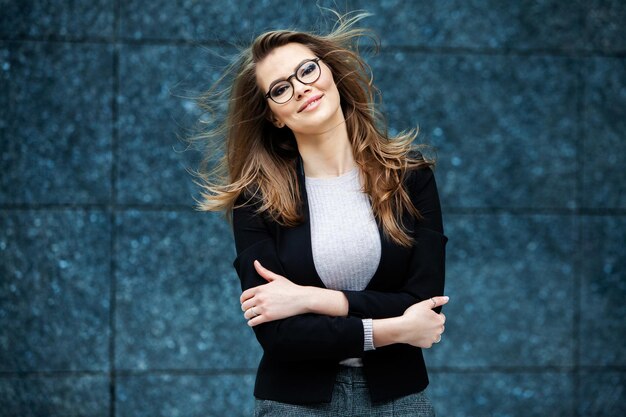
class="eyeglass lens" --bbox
[269,60,321,104]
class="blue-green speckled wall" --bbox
[1,1,624,416]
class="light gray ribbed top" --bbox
[305,167,381,366]
[305,167,381,289]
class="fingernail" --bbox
[443,296,449,302]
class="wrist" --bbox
[303,286,320,313]
[372,316,407,348]
[306,287,349,317]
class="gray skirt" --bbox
[254,366,436,417]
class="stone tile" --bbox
[370,52,578,209]
[353,0,586,49]
[116,44,228,205]
[0,375,109,417]
[582,57,626,209]
[423,214,576,367]
[428,371,574,417]
[580,216,626,366]
[0,0,114,39]
[244,0,342,36]
[0,42,113,204]
[120,0,252,40]
[578,371,626,416]
[0,210,110,372]
[115,210,261,370]
[585,0,626,53]
[119,0,342,41]
[116,373,254,417]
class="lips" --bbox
[298,94,324,113]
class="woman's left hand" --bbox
[240,260,310,326]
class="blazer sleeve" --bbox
[232,195,365,362]
[341,166,448,319]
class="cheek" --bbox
[319,71,337,92]
[271,103,296,121]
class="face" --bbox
[256,43,344,136]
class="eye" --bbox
[270,82,291,98]
[299,62,317,78]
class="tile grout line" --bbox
[6,364,624,378]
[1,35,625,59]
[2,204,626,216]
[109,1,121,416]
[572,50,587,417]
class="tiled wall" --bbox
[1,1,624,416]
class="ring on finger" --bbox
[435,335,442,343]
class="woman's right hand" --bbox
[399,296,448,348]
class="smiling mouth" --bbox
[298,95,324,113]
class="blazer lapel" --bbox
[277,156,327,288]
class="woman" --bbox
[197,12,448,417]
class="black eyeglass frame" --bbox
[264,58,322,104]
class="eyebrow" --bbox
[266,58,317,91]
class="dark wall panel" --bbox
[582,58,626,209]
[353,0,587,50]
[116,374,255,417]
[114,210,260,371]
[0,210,110,372]
[372,53,579,209]
[423,214,576,368]
[580,216,626,366]
[116,44,225,205]
[0,375,109,417]
[428,371,574,417]
[0,42,113,204]
[0,0,114,39]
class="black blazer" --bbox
[232,158,447,404]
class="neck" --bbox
[295,121,356,178]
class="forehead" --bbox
[256,43,316,89]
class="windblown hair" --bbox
[193,12,433,247]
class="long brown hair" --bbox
[193,12,433,247]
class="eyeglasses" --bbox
[264,58,322,104]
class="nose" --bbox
[292,79,312,100]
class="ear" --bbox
[268,113,285,128]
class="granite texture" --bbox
[0,41,113,204]
[117,373,255,417]
[353,0,587,50]
[119,0,343,42]
[579,371,626,416]
[117,0,626,53]
[0,0,114,39]
[370,52,578,209]
[116,44,226,206]
[115,210,261,370]
[0,375,109,417]
[423,214,576,368]
[2,1,625,416]
[120,0,253,39]
[579,216,626,366]
[0,210,110,372]
[585,0,626,52]
[427,371,574,417]
[582,57,626,209]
